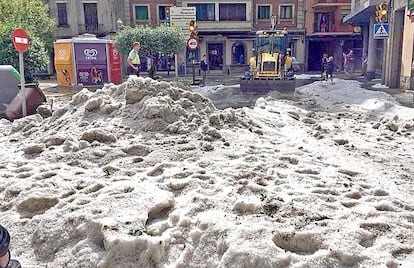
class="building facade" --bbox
[345,0,414,90]
[47,0,129,38]
[304,0,360,72]
[128,0,306,73]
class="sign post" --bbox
[12,28,29,117]
[170,7,196,31]
[373,23,389,39]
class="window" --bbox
[280,5,293,19]
[134,5,149,21]
[158,5,170,20]
[315,13,332,32]
[257,5,270,20]
[219,4,246,21]
[83,3,98,32]
[188,4,215,21]
[341,9,351,23]
[57,3,68,26]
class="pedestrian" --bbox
[348,49,355,75]
[239,54,244,64]
[127,41,141,76]
[326,56,334,82]
[200,55,208,87]
[283,48,294,78]
[321,53,328,80]
[343,50,352,79]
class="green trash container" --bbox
[0,65,20,118]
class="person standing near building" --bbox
[348,50,355,75]
[321,53,328,80]
[127,42,141,76]
[200,55,208,87]
[326,56,335,82]
[343,50,351,79]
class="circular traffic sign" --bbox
[187,37,199,50]
[12,28,29,53]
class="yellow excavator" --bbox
[240,29,295,92]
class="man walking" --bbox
[200,55,208,87]
[343,49,354,79]
[127,42,141,76]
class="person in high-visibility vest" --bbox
[127,42,141,76]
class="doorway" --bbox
[207,43,224,70]
[84,3,98,33]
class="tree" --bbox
[0,24,49,74]
[116,25,186,78]
[0,0,56,45]
[0,0,56,75]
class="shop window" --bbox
[232,42,245,64]
[219,4,246,21]
[186,49,200,64]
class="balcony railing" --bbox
[313,0,351,7]
[314,21,334,33]
[78,24,105,34]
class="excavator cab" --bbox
[241,30,295,93]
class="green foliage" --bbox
[115,26,186,57]
[0,24,48,73]
[0,0,56,43]
[0,0,55,72]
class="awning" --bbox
[307,33,361,41]
[309,32,356,37]
[343,0,382,25]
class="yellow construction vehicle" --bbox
[241,29,295,92]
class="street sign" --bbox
[11,28,30,117]
[170,7,196,31]
[12,28,29,53]
[187,37,199,50]
[373,23,389,39]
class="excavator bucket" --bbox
[240,77,295,93]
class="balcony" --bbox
[197,21,253,32]
[314,21,335,33]
[78,24,105,35]
[313,0,351,8]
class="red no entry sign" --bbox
[12,28,29,53]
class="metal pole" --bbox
[192,60,195,84]
[19,52,27,117]
[175,54,178,80]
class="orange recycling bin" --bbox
[54,34,122,87]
